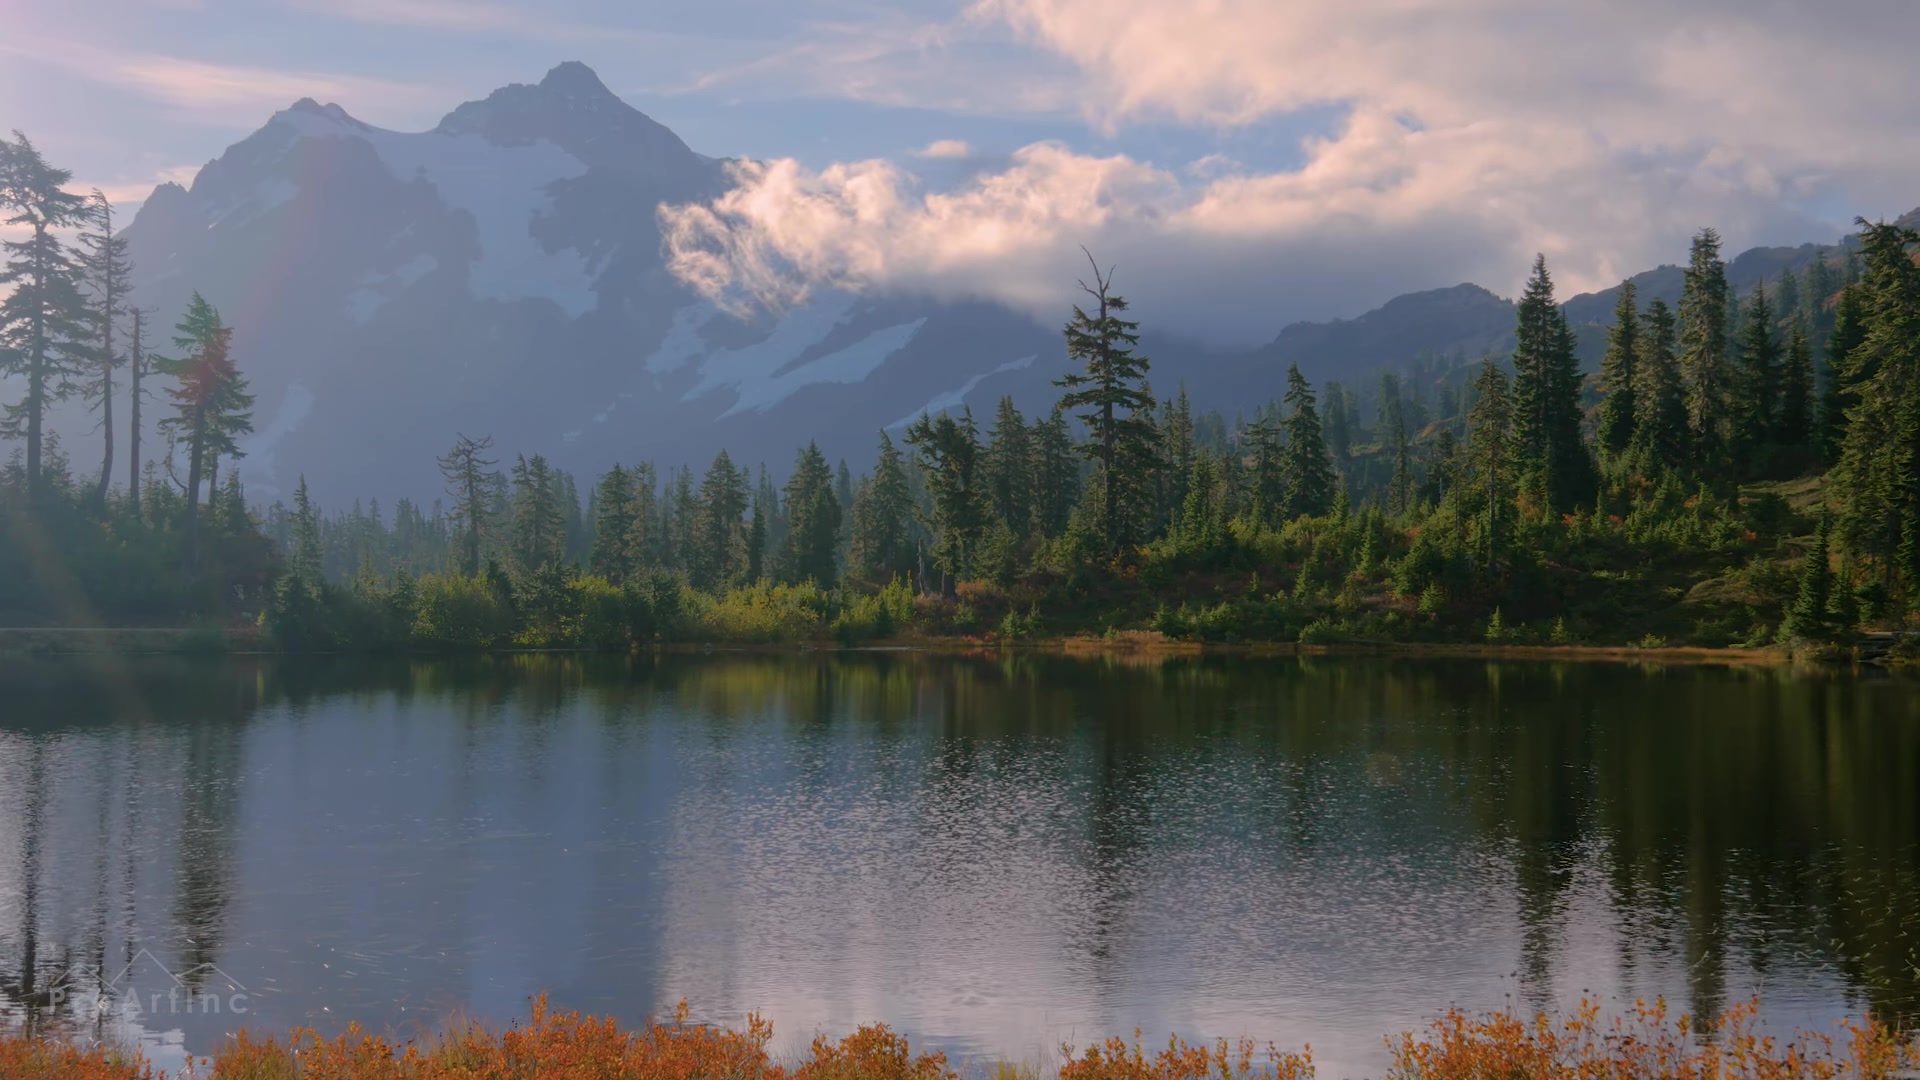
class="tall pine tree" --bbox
[1595,280,1639,458]
[1055,255,1157,553]
[0,131,91,504]
[1679,228,1733,465]
[155,293,253,568]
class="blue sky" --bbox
[6,0,1918,339]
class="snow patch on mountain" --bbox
[271,107,596,315]
[890,355,1037,429]
[720,318,927,417]
[643,304,716,374]
[345,254,438,324]
[679,293,858,409]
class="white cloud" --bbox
[915,139,973,159]
[663,0,1918,341]
[662,107,1826,342]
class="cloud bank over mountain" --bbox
[660,0,1919,340]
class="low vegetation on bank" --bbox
[3,996,1916,1079]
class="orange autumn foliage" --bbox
[1,995,1915,1080]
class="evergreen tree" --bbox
[1159,386,1196,526]
[154,293,253,568]
[0,131,91,504]
[1832,219,1920,596]
[779,441,841,587]
[1784,511,1838,641]
[590,464,639,582]
[1323,381,1353,462]
[1055,256,1157,553]
[1679,228,1733,464]
[1509,254,1592,511]
[691,450,749,590]
[745,499,767,582]
[1467,358,1515,570]
[437,433,497,576]
[1777,319,1815,458]
[1030,405,1080,537]
[665,465,697,571]
[1632,298,1688,471]
[77,190,132,507]
[1388,412,1415,516]
[905,409,987,587]
[1278,363,1335,519]
[290,475,323,586]
[1170,453,1227,555]
[509,454,566,571]
[127,308,151,518]
[982,396,1034,539]
[1244,414,1284,524]
[1734,282,1780,462]
[1595,280,1639,457]
[850,431,913,583]
[1819,279,1868,464]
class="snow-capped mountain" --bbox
[113,62,1065,503]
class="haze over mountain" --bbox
[88,63,1890,504]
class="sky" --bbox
[5,0,1920,340]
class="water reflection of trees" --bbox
[3,653,1917,1035]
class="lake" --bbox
[1,652,1917,1077]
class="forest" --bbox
[5,128,1920,653]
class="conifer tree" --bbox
[1735,282,1780,462]
[850,431,912,583]
[1819,279,1868,463]
[1171,453,1227,555]
[1468,358,1515,570]
[691,450,748,590]
[905,409,987,588]
[1388,413,1415,517]
[1679,228,1733,464]
[0,131,91,504]
[290,475,323,586]
[1777,319,1815,458]
[155,293,253,568]
[1784,511,1837,641]
[982,396,1034,540]
[509,454,566,571]
[1322,382,1353,462]
[1595,281,1639,457]
[779,441,840,587]
[1509,254,1591,511]
[1278,363,1335,519]
[665,465,697,571]
[1632,298,1688,471]
[1055,255,1157,553]
[127,308,151,517]
[590,464,639,582]
[437,433,497,577]
[1030,405,1080,537]
[1244,414,1284,525]
[1159,386,1196,525]
[77,190,131,507]
[1832,219,1920,595]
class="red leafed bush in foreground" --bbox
[1,996,1915,1079]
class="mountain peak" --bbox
[431,63,704,178]
[538,61,615,101]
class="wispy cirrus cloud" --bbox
[0,34,443,124]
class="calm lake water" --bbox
[1,652,1917,1077]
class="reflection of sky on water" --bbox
[1,655,1916,1078]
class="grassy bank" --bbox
[4,997,1916,1079]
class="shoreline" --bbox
[0,624,1828,667]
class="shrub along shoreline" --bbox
[2,996,1915,1079]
